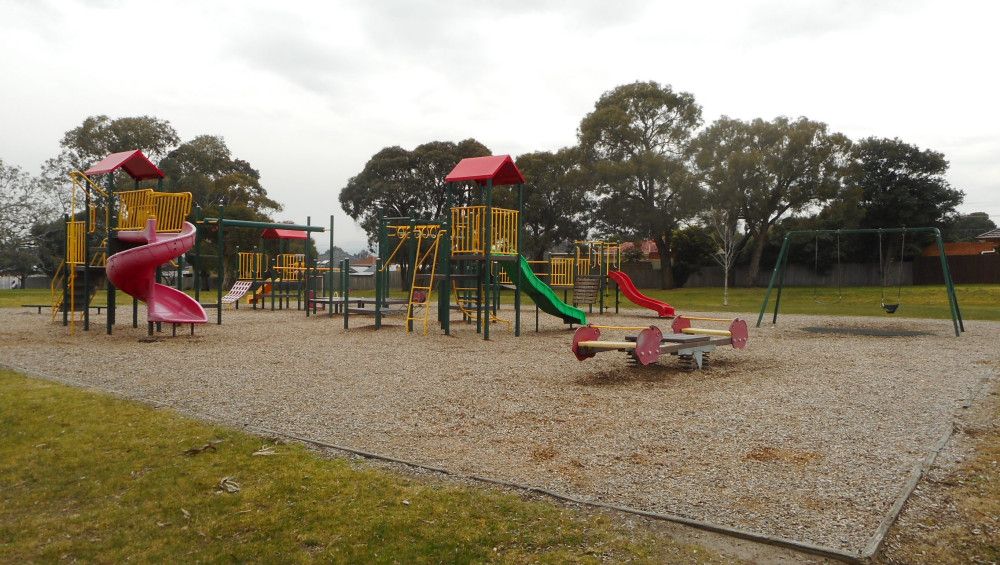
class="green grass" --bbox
[8,283,998,321]
[0,369,724,563]
[636,285,1000,321]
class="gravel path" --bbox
[1,305,995,553]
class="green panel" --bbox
[499,256,587,325]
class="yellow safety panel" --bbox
[451,206,518,256]
[549,257,574,287]
[238,252,267,280]
[116,189,155,231]
[66,221,86,265]
[151,192,192,232]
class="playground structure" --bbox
[756,227,965,337]
[50,151,679,340]
[52,150,207,335]
[343,154,592,340]
[49,149,338,335]
[571,315,748,369]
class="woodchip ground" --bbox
[1,305,996,555]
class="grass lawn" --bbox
[5,283,998,321]
[0,369,723,563]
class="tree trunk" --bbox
[746,230,768,287]
[654,235,675,290]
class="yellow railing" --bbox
[550,257,575,287]
[450,206,518,256]
[115,189,192,232]
[152,192,192,232]
[116,189,155,231]
[239,252,267,280]
[66,221,86,265]
[275,253,305,281]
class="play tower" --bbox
[373,155,587,340]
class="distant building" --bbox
[922,241,997,256]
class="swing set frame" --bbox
[756,227,965,337]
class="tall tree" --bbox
[944,212,995,242]
[577,81,703,289]
[0,160,40,248]
[159,135,284,285]
[339,139,491,247]
[41,115,181,213]
[850,137,964,230]
[494,148,590,260]
[692,116,850,285]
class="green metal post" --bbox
[62,213,69,326]
[106,173,117,334]
[770,244,791,324]
[756,234,791,327]
[443,184,453,335]
[933,229,963,336]
[483,179,492,340]
[329,214,334,316]
[342,258,350,330]
[514,183,522,336]
[216,202,224,324]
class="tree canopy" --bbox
[577,81,703,288]
[494,148,590,260]
[692,116,851,285]
[339,139,491,248]
[850,137,964,230]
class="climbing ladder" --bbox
[405,226,445,334]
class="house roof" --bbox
[444,155,525,186]
[921,241,997,256]
[262,228,308,240]
[976,228,1000,240]
[84,150,165,180]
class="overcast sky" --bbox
[2,0,998,252]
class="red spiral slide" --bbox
[608,270,675,318]
[106,218,208,324]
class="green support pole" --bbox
[934,229,963,336]
[375,257,383,327]
[756,234,791,328]
[329,214,335,316]
[305,216,311,317]
[514,183,522,336]
[406,217,416,333]
[483,179,492,341]
[193,206,203,312]
[770,244,791,325]
[106,173,117,334]
[216,202,224,325]
[62,213,69,327]
[443,184,453,336]
[342,258,350,330]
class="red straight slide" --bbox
[106,218,208,324]
[608,270,676,318]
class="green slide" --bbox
[499,256,587,325]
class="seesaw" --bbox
[571,315,749,370]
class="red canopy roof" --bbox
[444,155,525,186]
[84,150,165,180]
[262,228,308,240]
